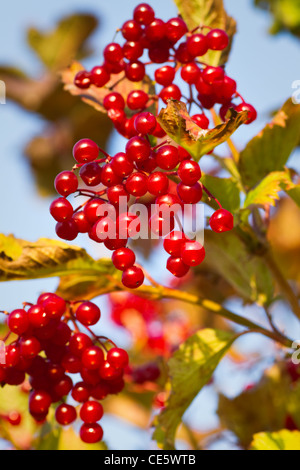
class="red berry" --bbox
[209,209,234,232]
[178,160,202,186]
[207,29,229,51]
[71,382,90,402]
[127,90,149,110]
[7,309,29,335]
[28,305,49,328]
[134,3,155,25]
[53,375,73,398]
[72,211,91,233]
[5,343,20,368]
[29,390,51,415]
[82,346,104,370]
[166,256,190,277]
[55,220,78,241]
[159,84,182,104]
[41,294,66,319]
[111,152,134,178]
[165,17,187,43]
[235,102,257,124]
[202,66,225,85]
[69,332,93,357]
[125,61,145,82]
[148,172,169,196]
[103,43,123,63]
[125,136,151,163]
[122,41,143,61]
[90,66,110,87]
[74,71,91,89]
[19,336,41,358]
[125,172,148,197]
[134,112,157,134]
[181,62,201,84]
[121,20,142,41]
[55,171,78,196]
[73,139,99,164]
[99,361,123,381]
[76,302,101,326]
[80,423,103,443]
[122,266,144,288]
[148,40,170,63]
[191,113,209,129]
[156,145,179,170]
[83,198,105,224]
[80,401,104,423]
[101,164,123,187]
[107,348,129,369]
[154,65,175,86]
[181,240,206,266]
[174,42,193,63]
[163,230,186,256]
[103,92,125,111]
[6,411,22,426]
[187,34,208,57]
[112,248,136,271]
[50,198,73,222]
[177,182,203,204]
[107,184,129,206]
[149,213,175,237]
[145,18,165,42]
[79,162,102,187]
[55,404,77,425]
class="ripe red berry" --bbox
[19,336,41,358]
[181,240,206,267]
[202,66,225,85]
[54,171,78,196]
[125,172,148,197]
[191,113,210,129]
[29,391,52,415]
[55,404,77,425]
[122,41,143,61]
[41,293,66,319]
[156,145,179,170]
[133,3,155,25]
[187,33,208,57]
[165,17,187,43]
[112,248,136,271]
[71,382,90,403]
[159,84,182,104]
[7,309,29,335]
[28,304,49,328]
[154,65,175,86]
[163,230,186,256]
[149,213,175,237]
[145,18,165,42]
[103,43,123,63]
[101,164,123,187]
[134,112,157,134]
[122,266,144,288]
[209,208,234,232]
[72,211,91,233]
[166,256,190,277]
[73,139,99,164]
[74,71,91,89]
[181,62,201,84]
[125,136,151,163]
[69,332,93,357]
[125,61,145,82]
[80,401,104,423]
[90,65,110,87]
[103,92,125,110]
[50,198,73,222]
[76,302,101,326]
[82,346,104,370]
[235,102,257,124]
[107,348,129,369]
[127,90,149,110]
[55,219,78,241]
[83,198,105,224]
[207,29,229,51]
[148,172,169,196]
[79,162,102,187]
[177,182,203,204]
[80,423,103,443]
[178,160,202,186]
[111,152,134,177]
[121,19,142,41]
[174,42,193,63]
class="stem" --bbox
[202,184,222,209]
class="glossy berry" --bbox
[7,309,29,335]
[134,112,157,135]
[112,248,136,271]
[148,172,169,196]
[72,211,91,233]
[181,240,206,267]
[28,305,49,328]
[79,162,102,187]
[191,113,210,129]
[50,198,73,222]
[55,404,77,426]
[127,90,149,110]
[207,29,229,51]
[29,391,51,415]
[107,348,129,369]
[209,209,234,232]
[41,293,66,319]
[145,18,165,42]
[125,136,151,163]
[159,84,182,104]
[74,71,91,89]
[121,19,142,41]
[103,92,125,111]
[125,61,145,82]
[55,219,78,241]
[133,3,155,25]
[166,256,190,278]
[178,160,202,186]
[154,65,175,86]
[82,346,104,370]
[122,41,143,61]
[80,423,103,444]
[202,66,225,85]
[103,43,123,63]
[19,336,41,358]
[69,332,93,357]
[73,139,99,164]
[125,172,148,197]
[235,102,257,124]
[165,17,187,43]
[54,171,78,196]
[76,302,101,326]
[111,152,134,177]
[90,66,110,87]
[163,231,186,256]
[71,382,90,403]
[80,401,104,423]
[181,63,201,84]
[177,182,203,204]
[187,33,208,57]
[122,266,144,288]
[156,145,179,170]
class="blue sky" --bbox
[0,0,300,450]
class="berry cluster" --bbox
[52,3,255,289]
[0,293,129,444]
[73,2,257,136]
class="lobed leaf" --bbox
[243,170,294,209]
[157,100,248,161]
[153,328,236,449]
[250,430,300,450]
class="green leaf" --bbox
[0,235,117,299]
[174,0,236,66]
[254,0,300,37]
[250,430,300,450]
[203,229,274,305]
[61,62,157,116]
[27,14,98,71]
[201,174,241,212]
[157,100,248,161]
[153,328,236,450]
[243,171,294,209]
[238,99,300,189]
[286,184,300,207]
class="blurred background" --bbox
[0,0,300,450]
